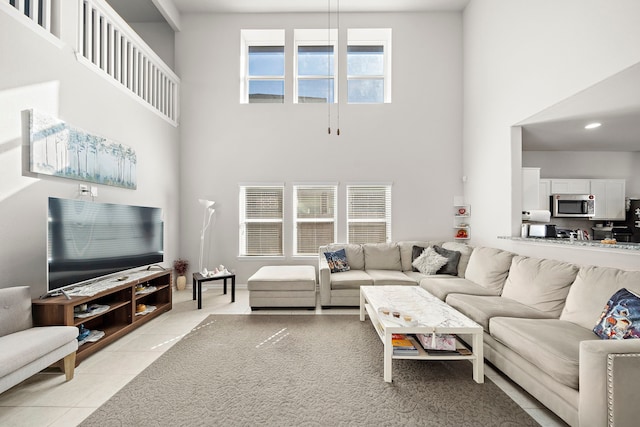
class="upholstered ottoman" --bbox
[247,266,317,309]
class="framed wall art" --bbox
[29,109,137,189]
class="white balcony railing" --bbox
[78,0,179,124]
[3,0,179,125]
[6,0,51,31]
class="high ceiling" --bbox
[519,62,640,152]
[172,0,471,13]
[107,0,639,153]
[108,0,470,22]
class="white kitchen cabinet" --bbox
[522,168,540,210]
[590,179,626,220]
[550,179,591,194]
[539,179,551,211]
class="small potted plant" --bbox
[173,258,189,290]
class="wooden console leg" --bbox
[63,352,77,381]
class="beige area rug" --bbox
[80,315,538,426]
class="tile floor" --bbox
[0,286,568,427]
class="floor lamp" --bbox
[198,199,215,276]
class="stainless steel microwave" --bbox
[551,194,595,218]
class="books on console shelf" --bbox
[392,334,419,356]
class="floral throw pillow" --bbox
[324,249,351,273]
[593,288,640,340]
[412,247,448,275]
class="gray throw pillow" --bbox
[433,245,461,276]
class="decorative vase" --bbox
[176,275,186,291]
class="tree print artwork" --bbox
[29,110,137,189]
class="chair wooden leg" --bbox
[63,352,76,381]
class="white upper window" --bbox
[346,184,392,244]
[239,185,284,256]
[347,29,392,104]
[294,29,338,104]
[293,184,338,255]
[240,30,285,104]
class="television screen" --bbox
[48,197,164,292]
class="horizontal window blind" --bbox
[347,185,391,244]
[294,185,337,255]
[240,186,283,256]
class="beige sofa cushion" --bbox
[398,241,443,272]
[490,317,599,390]
[560,266,640,330]
[321,244,365,270]
[363,243,401,270]
[446,294,555,332]
[366,270,417,286]
[501,256,579,317]
[463,247,515,293]
[441,242,473,278]
[420,277,499,301]
[0,286,32,336]
[330,270,373,290]
[0,326,79,378]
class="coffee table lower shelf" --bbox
[360,295,484,384]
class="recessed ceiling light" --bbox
[585,122,601,129]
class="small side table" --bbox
[192,272,236,309]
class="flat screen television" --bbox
[47,197,164,292]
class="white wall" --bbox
[130,21,175,70]
[176,12,463,282]
[463,0,640,269]
[0,7,180,298]
[523,151,640,198]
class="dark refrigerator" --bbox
[623,199,640,243]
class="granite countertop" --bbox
[499,236,640,251]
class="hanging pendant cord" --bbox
[336,0,340,136]
[327,0,331,135]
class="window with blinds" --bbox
[293,185,337,255]
[239,186,284,256]
[347,185,392,244]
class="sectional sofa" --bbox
[318,242,640,427]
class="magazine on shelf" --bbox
[78,329,105,346]
[74,304,110,318]
[135,285,157,295]
[392,334,419,356]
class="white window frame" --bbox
[294,29,338,104]
[240,29,286,104]
[293,184,338,256]
[346,184,392,244]
[239,184,285,258]
[347,28,392,104]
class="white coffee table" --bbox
[359,285,484,383]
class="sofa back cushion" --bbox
[463,247,514,293]
[441,242,473,278]
[560,266,640,329]
[501,256,579,317]
[398,241,443,271]
[363,242,401,270]
[0,286,33,336]
[321,244,365,270]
